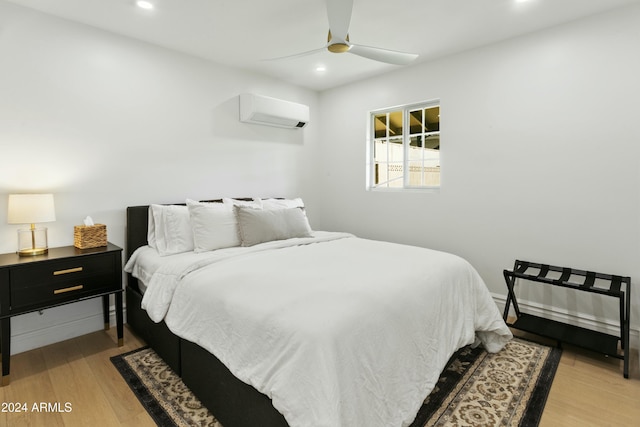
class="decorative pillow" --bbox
[148,204,194,256]
[236,206,312,247]
[187,199,240,252]
[259,197,305,210]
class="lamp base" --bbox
[18,247,49,257]
[17,227,49,257]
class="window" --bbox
[367,100,440,190]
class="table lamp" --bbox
[7,194,56,256]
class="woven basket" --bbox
[74,224,107,249]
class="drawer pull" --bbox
[53,285,84,295]
[53,267,83,276]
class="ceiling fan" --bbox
[268,0,419,65]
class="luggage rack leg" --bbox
[502,269,521,321]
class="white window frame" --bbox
[366,99,441,192]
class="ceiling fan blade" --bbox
[262,46,327,61]
[348,44,418,65]
[326,0,353,41]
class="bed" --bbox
[124,198,512,427]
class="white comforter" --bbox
[126,232,512,427]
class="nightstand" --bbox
[0,243,123,386]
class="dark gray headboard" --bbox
[125,205,154,260]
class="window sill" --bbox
[367,187,440,194]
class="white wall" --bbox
[0,2,321,353]
[318,4,640,342]
[2,0,639,358]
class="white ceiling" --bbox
[6,0,639,91]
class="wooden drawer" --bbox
[9,253,119,311]
[10,255,114,286]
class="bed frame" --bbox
[125,202,288,427]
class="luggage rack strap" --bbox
[512,259,630,293]
[583,272,596,288]
[558,268,571,283]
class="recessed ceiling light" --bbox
[136,1,154,10]
[315,65,326,72]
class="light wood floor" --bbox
[0,326,638,427]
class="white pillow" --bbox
[236,206,312,247]
[148,204,194,256]
[223,197,263,209]
[147,206,158,249]
[187,199,240,252]
[259,197,305,210]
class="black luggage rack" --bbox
[503,259,631,378]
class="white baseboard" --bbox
[492,292,640,355]
[10,305,127,355]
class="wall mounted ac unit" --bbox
[239,93,309,129]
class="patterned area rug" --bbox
[111,337,561,427]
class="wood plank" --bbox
[79,329,153,425]
[522,332,640,427]
[2,348,65,427]
[43,335,122,427]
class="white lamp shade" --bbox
[7,194,56,224]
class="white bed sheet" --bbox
[126,232,512,427]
